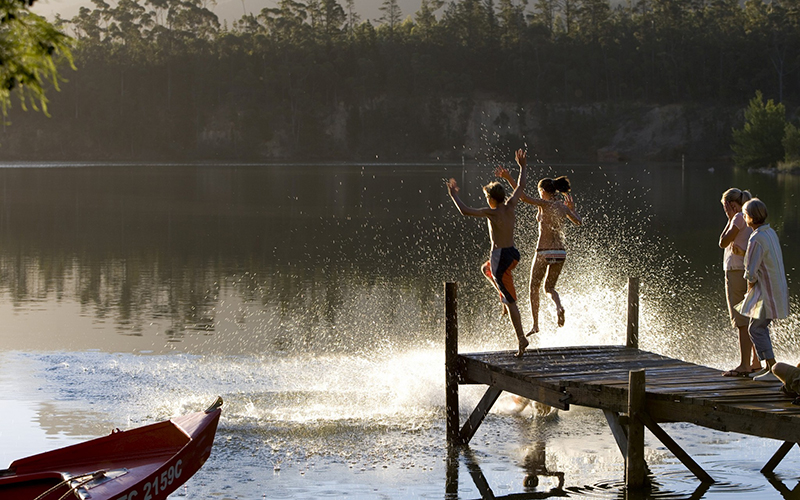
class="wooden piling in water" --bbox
[626,369,647,488]
[445,282,460,447]
[626,277,639,349]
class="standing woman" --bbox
[736,198,789,381]
[495,168,582,335]
[719,188,759,377]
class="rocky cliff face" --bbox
[0,95,739,162]
[445,100,737,163]
[298,97,738,162]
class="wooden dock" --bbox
[444,280,800,490]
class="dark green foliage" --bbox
[783,122,800,163]
[0,0,73,117]
[732,91,786,169]
[5,0,800,159]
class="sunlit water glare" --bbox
[0,162,799,498]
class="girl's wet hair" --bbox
[743,198,768,225]
[721,187,752,206]
[538,176,571,194]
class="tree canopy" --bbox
[732,91,787,169]
[0,0,73,116]
[3,0,797,160]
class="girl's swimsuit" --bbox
[536,203,568,264]
[536,248,567,264]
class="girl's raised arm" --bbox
[563,193,582,225]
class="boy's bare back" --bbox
[446,149,528,250]
[484,201,516,249]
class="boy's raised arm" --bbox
[508,149,527,205]
[446,178,488,217]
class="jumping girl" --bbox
[495,168,582,336]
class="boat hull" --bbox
[0,399,222,500]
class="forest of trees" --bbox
[2,0,799,161]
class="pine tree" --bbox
[731,91,787,169]
[378,0,402,34]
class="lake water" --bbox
[0,161,799,499]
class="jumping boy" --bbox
[446,149,528,357]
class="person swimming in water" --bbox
[446,149,529,357]
[495,168,582,335]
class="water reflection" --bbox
[446,442,726,500]
[0,162,796,361]
[446,445,568,499]
[4,162,800,499]
[521,441,566,492]
[34,400,113,438]
[764,472,800,499]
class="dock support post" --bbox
[626,277,639,349]
[603,410,628,459]
[762,441,798,474]
[638,411,713,483]
[445,282,460,447]
[460,386,502,444]
[626,369,647,489]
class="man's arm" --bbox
[447,178,489,217]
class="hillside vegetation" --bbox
[1,0,797,161]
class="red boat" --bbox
[0,397,222,500]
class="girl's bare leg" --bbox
[544,261,566,327]
[528,257,547,336]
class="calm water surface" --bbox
[0,161,799,499]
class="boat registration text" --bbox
[114,460,183,500]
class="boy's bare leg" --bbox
[544,262,565,327]
[508,302,528,357]
[528,258,547,336]
[481,261,507,317]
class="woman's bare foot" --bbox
[722,365,753,377]
[750,363,763,372]
[515,337,529,358]
[526,326,539,337]
[557,307,565,327]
